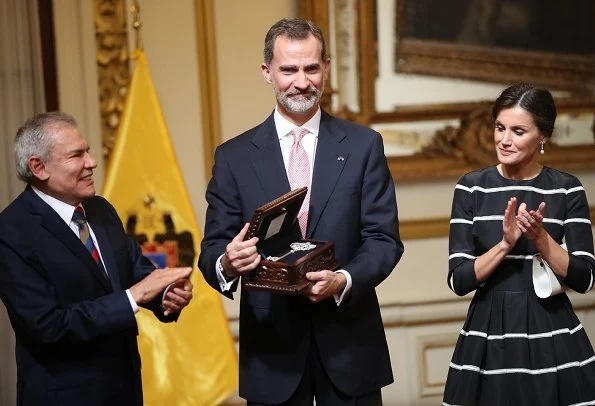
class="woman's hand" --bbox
[516,201,546,241]
[500,197,522,251]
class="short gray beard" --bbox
[277,88,321,114]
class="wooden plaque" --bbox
[243,188,339,294]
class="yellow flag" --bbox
[103,49,238,405]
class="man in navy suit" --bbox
[0,112,194,406]
[199,18,404,405]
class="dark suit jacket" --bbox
[0,186,175,406]
[199,110,404,404]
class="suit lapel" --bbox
[308,112,349,237]
[250,112,291,202]
[25,189,113,293]
[86,211,121,291]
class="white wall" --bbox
[213,0,297,142]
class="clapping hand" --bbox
[162,278,193,316]
[129,267,192,305]
[500,197,522,251]
[516,201,546,241]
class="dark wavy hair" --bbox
[492,83,557,138]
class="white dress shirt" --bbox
[32,187,139,313]
[216,107,352,304]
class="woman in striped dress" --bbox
[443,83,595,406]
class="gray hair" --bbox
[14,111,78,182]
[264,18,327,65]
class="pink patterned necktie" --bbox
[72,206,108,280]
[288,127,311,237]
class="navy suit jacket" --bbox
[199,110,404,403]
[0,186,175,406]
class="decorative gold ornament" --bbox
[420,106,496,166]
[94,0,130,160]
[143,194,156,209]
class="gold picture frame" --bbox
[299,0,595,182]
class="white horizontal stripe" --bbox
[473,215,504,222]
[446,396,595,406]
[568,399,595,406]
[450,218,473,224]
[567,186,586,194]
[450,252,592,263]
[450,354,595,376]
[450,254,536,261]
[558,355,595,370]
[447,398,595,406]
[454,184,473,193]
[573,251,595,261]
[461,330,487,338]
[449,253,476,260]
[466,216,564,226]
[450,362,557,375]
[455,184,584,195]
[504,254,533,260]
[460,324,583,340]
[565,218,592,225]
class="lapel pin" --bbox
[337,156,344,161]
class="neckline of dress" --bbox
[492,165,547,183]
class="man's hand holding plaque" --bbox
[305,270,347,303]
[238,188,339,294]
[221,223,260,278]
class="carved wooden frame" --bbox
[299,0,595,183]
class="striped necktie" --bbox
[72,206,108,279]
[288,127,311,237]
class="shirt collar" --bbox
[32,186,79,225]
[274,106,321,140]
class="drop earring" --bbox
[540,141,545,155]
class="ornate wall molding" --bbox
[387,101,595,182]
[225,292,595,340]
[94,0,130,160]
[416,334,458,398]
[195,0,221,182]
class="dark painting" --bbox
[403,0,595,54]
[395,0,595,89]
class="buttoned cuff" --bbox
[333,269,352,306]
[216,254,239,291]
[126,289,139,314]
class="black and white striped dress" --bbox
[443,166,595,406]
